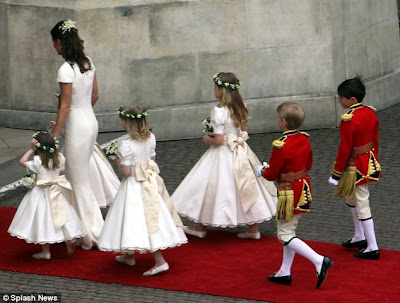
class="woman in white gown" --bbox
[172,72,278,239]
[49,20,104,250]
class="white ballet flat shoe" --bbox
[115,255,136,266]
[183,226,207,238]
[143,262,169,276]
[237,231,261,240]
[32,252,51,260]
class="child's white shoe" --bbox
[115,254,136,266]
[183,226,207,238]
[143,262,169,276]
[32,252,51,260]
[237,231,261,240]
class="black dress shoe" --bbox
[316,256,333,289]
[341,239,367,249]
[268,273,292,285]
[354,249,380,260]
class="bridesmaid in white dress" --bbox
[8,131,85,259]
[98,105,187,276]
[172,72,278,239]
[49,20,104,250]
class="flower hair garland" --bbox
[118,107,149,120]
[32,131,59,153]
[213,73,241,90]
[59,19,77,34]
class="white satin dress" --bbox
[98,134,187,253]
[57,59,104,249]
[172,106,278,227]
[8,155,86,244]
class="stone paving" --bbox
[0,103,399,302]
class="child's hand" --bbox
[328,176,339,186]
[30,139,38,151]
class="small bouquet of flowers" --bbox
[103,140,118,160]
[22,173,36,189]
[202,117,214,137]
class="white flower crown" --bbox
[32,131,59,153]
[118,107,149,119]
[59,19,77,35]
[213,73,241,90]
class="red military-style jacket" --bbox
[262,130,312,214]
[331,103,381,185]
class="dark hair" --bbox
[51,20,92,73]
[337,76,366,103]
[34,132,60,170]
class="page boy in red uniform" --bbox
[329,77,381,260]
[258,102,333,288]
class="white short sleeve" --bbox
[117,140,132,166]
[27,155,42,173]
[150,133,156,158]
[57,62,75,83]
[211,107,225,135]
[58,153,66,171]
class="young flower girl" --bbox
[98,105,187,276]
[8,131,85,259]
[172,72,278,239]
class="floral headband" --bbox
[213,73,241,90]
[32,131,59,153]
[59,19,77,35]
[118,107,149,120]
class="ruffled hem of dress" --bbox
[8,232,86,245]
[98,239,188,254]
[178,213,274,228]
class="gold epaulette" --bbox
[341,109,355,121]
[299,131,310,137]
[272,136,287,149]
[367,105,377,111]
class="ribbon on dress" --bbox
[36,175,72,231]
[132,160,161,236]
[226,131,259,213]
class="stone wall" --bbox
[1,0,400,140]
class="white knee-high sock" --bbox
[287,238,324,273]
[361,219,378,252]
[275,245,295,276]
[350,207,365,242]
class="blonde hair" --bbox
[216,72,248,128]
[34,132,60,170]
[119,104,151,141]
[277,102,305,130]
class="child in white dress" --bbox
[98,105,187,276]
[172,72,278,239]
[8,131,85,259]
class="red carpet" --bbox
[1,206,399,302]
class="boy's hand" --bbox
[256,162,269,177]
[328,176,339,186]
[256,166,263,177]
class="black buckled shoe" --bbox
[354,249,380,260]
[341,239,367,249]
[268,273,292,285]
[316,256,333,289]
